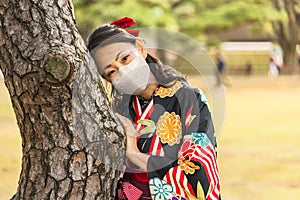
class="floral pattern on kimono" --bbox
[127,81,220,200]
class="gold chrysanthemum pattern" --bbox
[178,156,200,175]
[155,81,183,98]
[156,111,182,145]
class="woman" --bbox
[87,20,220,200]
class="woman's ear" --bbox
[135,39,148,59]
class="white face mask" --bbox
[112,49,150,95]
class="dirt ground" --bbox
[1,75,300,199]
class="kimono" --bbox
[121,80,220,200]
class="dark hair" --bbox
[87,24,187,116]
[87,24,136,51]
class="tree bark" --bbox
[0,0,125,199]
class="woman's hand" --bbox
[115,113,139,153]
[115,113,150,171]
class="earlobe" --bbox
[135,39,148,59]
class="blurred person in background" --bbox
[269,56,279,77]
[245,60,252,76]
[215,53,231,87]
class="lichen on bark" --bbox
[44,55,71,84]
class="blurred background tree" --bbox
[271,0,300,71]
[73,0,299,72]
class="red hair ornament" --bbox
[110,17,140,37]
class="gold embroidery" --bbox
[178,156,200,175]
[156,111,182,145]
[155,81,183,98]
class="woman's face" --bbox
[93,42,144,83]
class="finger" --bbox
[115,113,129,122]
[115,113,127,125]
[114,112,122,119]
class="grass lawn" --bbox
[1,75,300,199]
[0,79,21,200]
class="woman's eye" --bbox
[107,70,115,77]
[122,54,130,63]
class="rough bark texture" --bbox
[0,0,125,199]
[272,0,300,72]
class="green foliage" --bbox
[179,0,283,32]
[73,0,178,38]
[72,0,286,44]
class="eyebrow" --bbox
[103,49,126,70]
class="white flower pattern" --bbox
[149,177,174,200]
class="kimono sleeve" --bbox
[147,155,178,179]
[185,88,217,149]
[147,133,221,200]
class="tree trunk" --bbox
[272,0,300,72]
[282,44,297,73]
[0,0,125,199]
